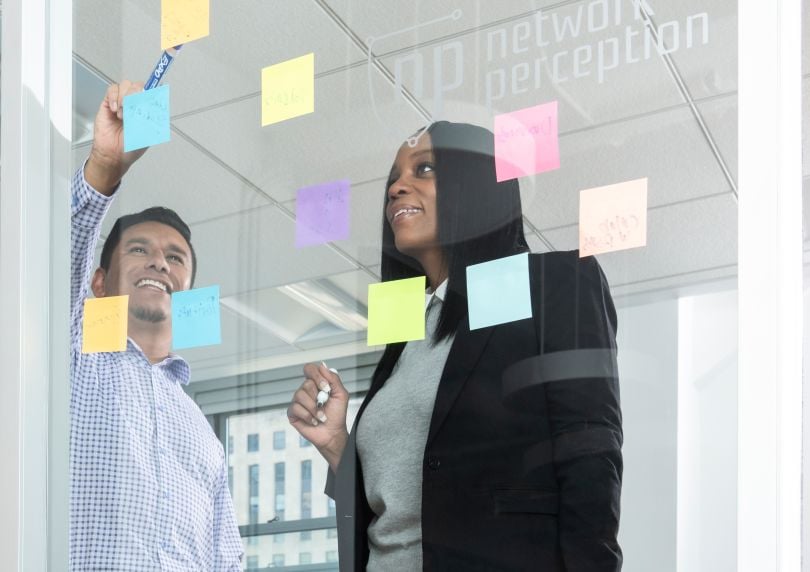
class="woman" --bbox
[288,121,623,571]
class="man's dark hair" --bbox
[100,206,197,287]
[381,121,529,343]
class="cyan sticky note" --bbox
[123,85,171,152]
[466,253,532,330]
[296,179,351,248]
[367,276,426,346]
[494,101,560,182]
[171,285,221,350]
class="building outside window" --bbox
[274,462,285,520]
[273,430,286,450]
[247,433,259,453]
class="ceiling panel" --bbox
[695,92,737,183]
[324,0,550,55]
[542,193,737,289]
[179,302,292,367]
[75,0,365,115]
[71,134,270,238]
[652,0,737,100]
[376,4,684,133]
[173,65,425,203]
[190,205,356,298]
[520,105,732,232]
[283,177,387,268]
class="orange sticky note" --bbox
[261,53,315,127]
[161,0,210,50]
[579,178,648,257]
[82,295,129,353]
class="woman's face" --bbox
[385,133,440,259]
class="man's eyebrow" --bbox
[123,237,151,247]
[166,243,190,257]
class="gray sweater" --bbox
[356,297,454,571]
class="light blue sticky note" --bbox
[172,285,221,350]
[123,85,171,152]
[466,253,532,330]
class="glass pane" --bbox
[70,1,748,570]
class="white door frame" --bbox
[738,1,803,570]
[0,0,72,569]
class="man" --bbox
[70,80,243,570]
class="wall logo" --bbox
[366,1,711,145]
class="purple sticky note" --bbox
[494,101,560,182]
[295,179,351,248]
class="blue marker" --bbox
[145,45,183,90]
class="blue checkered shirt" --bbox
[70,167,243,570]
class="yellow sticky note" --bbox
[367,277,426,346]
[161,0,210,50]
[82,295,129,353]
[579,177,648,257]
[261,53,315,127]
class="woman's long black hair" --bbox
[380,121,529,343]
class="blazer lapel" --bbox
[426,317,494,446]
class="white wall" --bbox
[616,298,679,572]
[677,290,738,572]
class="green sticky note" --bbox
[367,276,426,346]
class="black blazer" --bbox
[326,251,623,571]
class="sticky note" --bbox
[579,177,648,257]
[494,101,560,182]
[161,0,210,49]
[123,85,171,152]
[261,53,315,127]
[367,277,426,346]
[466,253,532,330]
[296,180,351,248]
[172,285,221,350]
[82,295,129,353]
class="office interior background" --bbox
[0,1,807,570]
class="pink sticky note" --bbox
[494,101,560,182]
[579,178,648,257]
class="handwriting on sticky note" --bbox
[123,85,171,152]
[367,277,426,346]
[82,295,129,353]
[261,53,315,127]
[161,0,210,49]
[296,180,351,248]
[579,178,648,257]
[466,253,532,330]
[494,101,560,182]
[172,285,222,350]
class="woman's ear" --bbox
[90,268,107,298]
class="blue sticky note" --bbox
[466,253,532,330]
[171,285,221,350]
[123,85,171,152]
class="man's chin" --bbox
[131,305,168,324]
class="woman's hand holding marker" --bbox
[288,361,349,472]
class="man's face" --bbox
[93,221,193,324]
